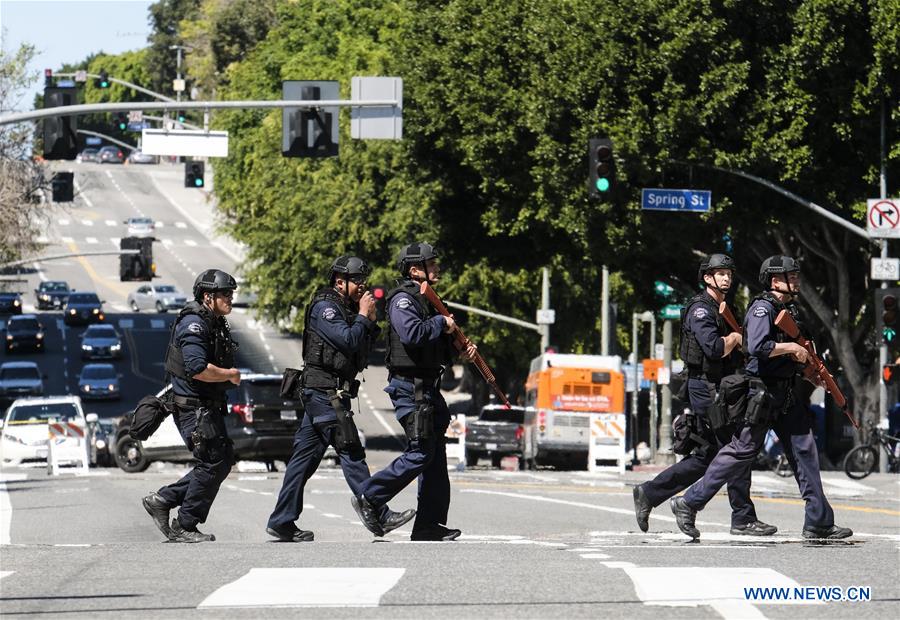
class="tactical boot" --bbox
[410,525,462,541]
[351,495,385,536]
[802,524,853,540]
[670,497,700,539]
[381,508,416,535]
[266,525,315,542]
[142,492,174,540]
[731,520,778,536]
[632,484,652,533]
[170,518,216,543]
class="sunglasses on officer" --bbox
[348,275,368,286]
[214,290,234,299]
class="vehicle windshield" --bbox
[85,325,116,338]
[0,367,40,381]
[154,285,176,293]
[42,282,68,292]
[8,319,40,332]
[68,293,100,304]
[479,408,525,424]
[129,218,153,225]
[82,366,115,380]
[7,403,79,423]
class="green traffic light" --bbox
[194,178,203,187]
[884,327,897,343]
[595,178,610,192]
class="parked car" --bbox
[0,361,45,404]
[127,283,186,313]
[64,292,105,326]
[4,315,45,353]
[113,374,306,473]
[80,324,123,360]
[98,146,124,164]
[0,292,23,315]
[465,405,528,468]
[0,396,87,467]
[34,280,71,309]
[77,148,100,163]
[77,363,121,401]
[127,150,158,164]
[124,216,155,238]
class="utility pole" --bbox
[879,93,890,473]
[540,267,551,352]
[169,45,192,104]
[658,319,674,462]
[601,265,610,355]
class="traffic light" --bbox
[883,364,899,386]
[875,288,900,347]
[42,86,78,160]
[51,172,74,202]
[115,113,128,131]
[176,110,186,123]
[588,137,615,198]
[282,80,339,158]
[96,70,110,89]
[184,161,205,188]
[371,285,387,321]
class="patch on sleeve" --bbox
[395,297,411,310]
[187,322,204,334]
[753,305,768,318]
[322,307,337,320]
[692,307,708,320]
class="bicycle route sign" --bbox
[867,199,900,239]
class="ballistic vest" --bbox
[385,279,448,377]
[164,301,236,397]
[680,292,731,382]
[743,292,797,379]
[301,287,370,388]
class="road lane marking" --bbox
[579,553,610,559]
[64,240,133,298]
[110,237,120,247]
[155,221,164,227]
[198,567,405,608]
[61,236,74,243]
[81,219,93,226]
[0,571,13,579]
[0,473,27,545]
[105,220,117,227]
[58,218,70,226]
[750,495,900,516]
[86,237,98,244]
[175,221,187,228]
[33,262,47,283]
[184,239,197,247]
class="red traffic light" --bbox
[883,364,898,385]
[372,286,385,299]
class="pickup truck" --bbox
[465,405,527,468]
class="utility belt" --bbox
[172,394,226,409]
[301,366,361,398]
[710,374,790,429]
[390,372,441,387]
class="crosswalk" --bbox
[36,235,206,249]
[56,219,189,229]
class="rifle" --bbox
[419,282,512,408]
[717,302,742,335]
[774,309,858,429]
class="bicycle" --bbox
[843,422,900,479]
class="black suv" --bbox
[5,315,45,353]
[64,292,105,326]
[35,280,71,310]
[0,292,23,315]
[226,374,304,466]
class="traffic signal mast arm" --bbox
[717,302,742,335]
[774,309,858,429]
[418,281,511,408]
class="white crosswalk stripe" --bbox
[81,219,93,227]
[110,237,120,247]
[58,219,70,226]
[175,221,187,229]
[184,239,198,247]
[61,236,74,244]
[105,220,117,227]
[155,221,164,227]
[85,237,98,244]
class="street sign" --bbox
[351,76,403,140]
[536,309,556,325]
[84,136,101,146]
[867,199,900,238]
[654,280,674,299]
[74,70,87,83]
[642,188,711,213]
[173,78,186,93]
[128,111,143,123]
[141,128,229,157]
[659,304,682,320]
[872,258,900,281]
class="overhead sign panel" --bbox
[351,76,403,140]
[641,188,711,213]
[140,129,229,158]
[867,199,900,239]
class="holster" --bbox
[330,391,362,452]
[191,407,217,448]
[703,381,729,430]
[672,410,710,456]
[745,379,777,425]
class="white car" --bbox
[0,396,87,466]
[127,284,187,313]
[124,217,155,238]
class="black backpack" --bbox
[129,392,174,440]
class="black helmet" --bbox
[330,255,370,282]
[758,255,800,287]
[193,269,237,301]
[397,242,440,276]
[698,253,735,283]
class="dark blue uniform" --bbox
[684,297,836,529]
[267,296,393,531]
[359,287,453,534]
[641,294,757,527]
[157,311,235,530]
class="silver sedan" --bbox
[126,284,187,313]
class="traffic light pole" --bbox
[54,72,176,103]
[76,129,137,152]
[0,250,138,269]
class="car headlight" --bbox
[95,439,106,450]
[40,294,50,301]
[110,344,121,351]
[13,299,20,307]
[36,332,43,340]
[92,308,99,314]
[107,384,117,391]
[69,309,76,315]
[5,334,11,341]
[82,384,91,392]
[82,344,93,351]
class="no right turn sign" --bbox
[868,199,900,238]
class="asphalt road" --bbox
[1,466,898,619]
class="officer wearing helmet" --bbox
[352,242,475,541]
[267,256,415,541]
[142,269,241,543]
[634,254,776,536]
[673,256,852,540]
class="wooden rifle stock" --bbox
[717,302,742,335]
[774,309,858,429]
[419,282,512,408]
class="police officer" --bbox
[672,256,852,540]
[141,269,241,543]
[634,254,776,536]
[267,256,415,541]
[352,243,475,541]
